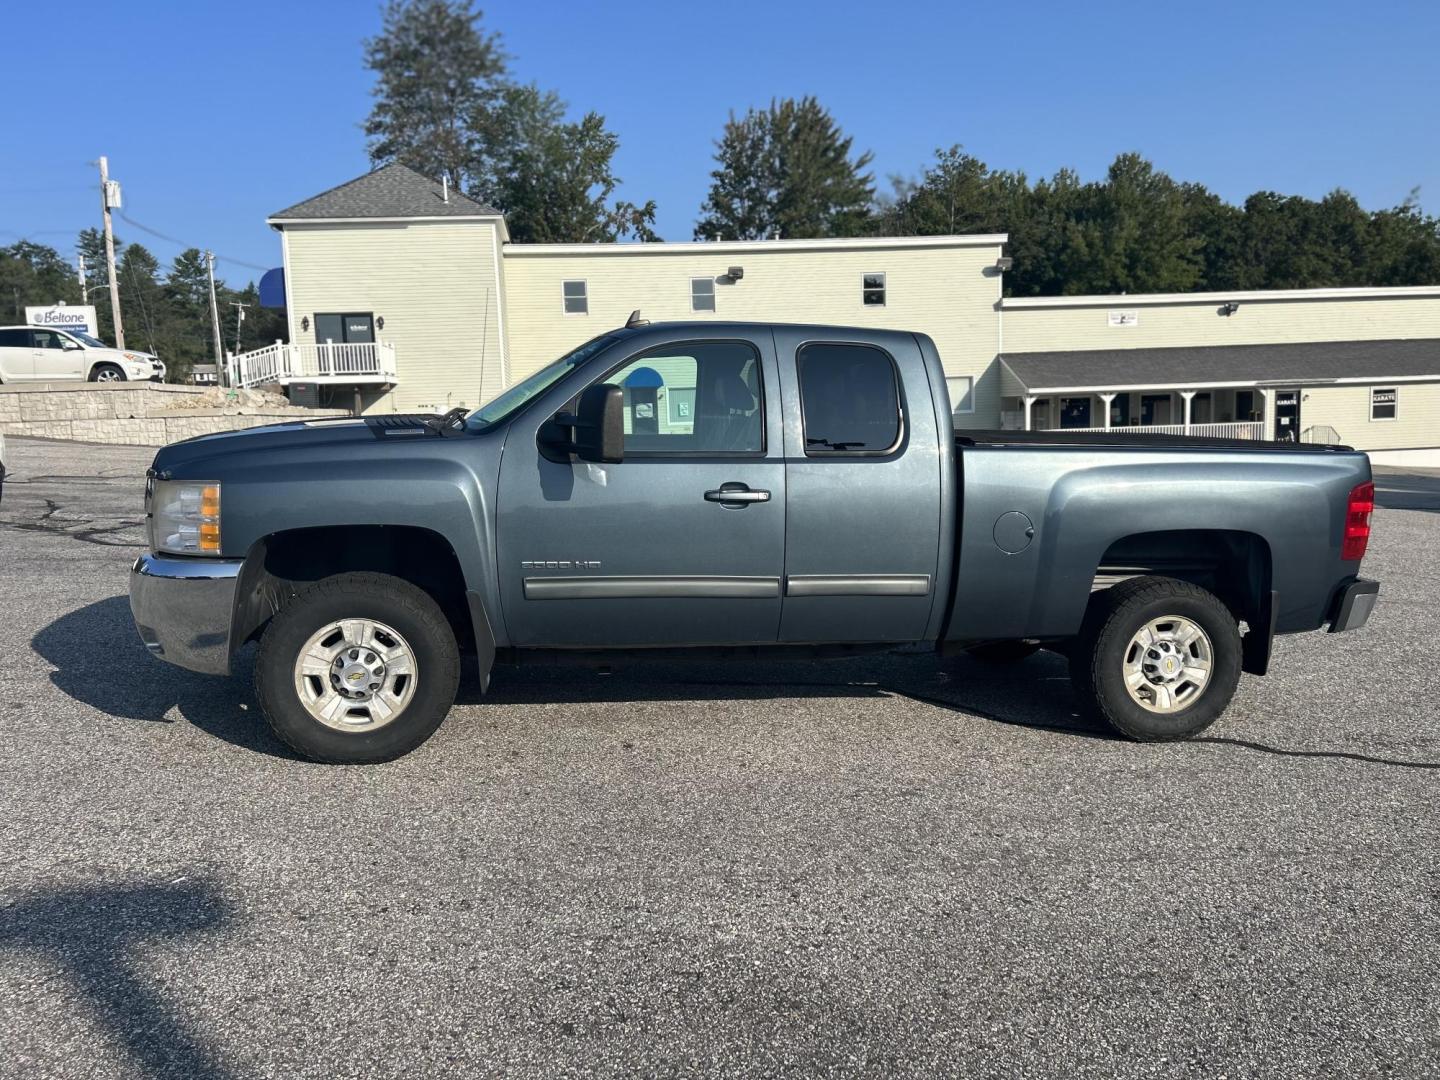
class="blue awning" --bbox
[258,267,286,308]
[624,366,664,388]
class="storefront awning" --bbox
[1001,338,1440,395]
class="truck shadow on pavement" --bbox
[40,596,1437,770]
[31,596,297,759]
[0,877,239,1080]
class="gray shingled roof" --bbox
[269,162,500,220]
[1003,338,1440,391]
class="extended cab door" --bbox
[495,332,785,647]
[773,328,944,643]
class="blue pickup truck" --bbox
[129,320,1379,763]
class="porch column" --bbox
[1181,390,1196,433]
[1099,393,1116,430]
[1023,395,1036,431]
[1258,387,1272,437]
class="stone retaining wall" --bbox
[0,383,347,446]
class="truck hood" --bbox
[150,415,455,477]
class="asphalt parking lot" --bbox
[1,436,1437,1080]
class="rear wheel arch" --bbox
[1092,528,1272,671]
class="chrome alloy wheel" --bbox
[94,368,123,382]
[292,618,419,731]
[1121,615,1213,714]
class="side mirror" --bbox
[560,384,624,463]
[62,339,83,351]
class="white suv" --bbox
[0,325,165,383]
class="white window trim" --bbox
[1370,386,1398,422]
[562,279,588,316]
[862,272,886,307]
[946,375,975,415]
[690,277,716,313]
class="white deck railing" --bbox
[1040,421,1268,440]
[227,341,398,389]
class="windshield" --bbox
[467,333,620,428]
[67,331,108,348]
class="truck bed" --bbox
[957,429,1352,453]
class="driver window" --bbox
[601,341,763,454]
[32,330,69,349]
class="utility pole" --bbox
[229,300,250,356]
[97,155,125,348]
[77,253,88,304]
[204,251,224,368]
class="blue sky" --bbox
[3,0,1436,285]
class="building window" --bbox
[797,342,902,454]
[945,376,974,415]
[862,273,886,306]
[1371,387,1397,421]
[691,277,716,312]
[562,280,588,315]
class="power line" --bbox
[115,210,272,272]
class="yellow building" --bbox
[247,163,1440,463]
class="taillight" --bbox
[1341,481,1374,562]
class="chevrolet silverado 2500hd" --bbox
[129,321,1379,763]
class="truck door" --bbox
[773,328,943,643]
[495,333,786,647]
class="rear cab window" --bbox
[796,342,903,454]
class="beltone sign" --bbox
[26,304,100,336]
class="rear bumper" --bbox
[129,553,244,674]
[1328,577,1380,633]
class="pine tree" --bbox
[364,0,508,192]
[695,97,874,240]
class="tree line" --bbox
[0,233,286,382]
[370,0,1440,295]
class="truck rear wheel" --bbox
[1071,576,1241,741]
[254,572,460,763]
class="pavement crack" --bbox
[1191,736,1440,771]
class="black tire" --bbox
[89,363,126,383]
[1071,576,1241,742]
[964,640,1041,665]
[254,572,460,763]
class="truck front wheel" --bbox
[254,572,460,763]
[1071,576,1241,741]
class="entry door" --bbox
[30,329,84,380]
[773,329,943,643]
[496,333,786,647]
[1273,389,1301,441]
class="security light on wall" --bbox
[996,256,1014,271]
[725,266,744,281]
[1221,302,1240,316]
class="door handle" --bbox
[704,483,770,507]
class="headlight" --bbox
[151,480,222,555]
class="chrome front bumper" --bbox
[129,553,244,675]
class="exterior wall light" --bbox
[301,316,310,331]
[996,256,1014,271]
[1221,302,1240,316]
[376,316,385,330]
[726,266,744,281]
